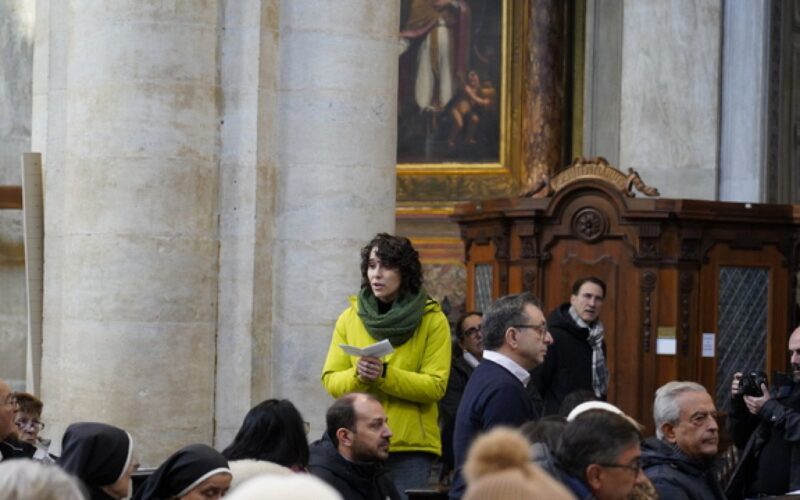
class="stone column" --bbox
[718,0,769,202]
[0,0,34,391]
[619,0,722,199]
[525,0,568,180]
[36,1,220,464]
[268,0,400,437]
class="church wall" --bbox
[619,0,722,200]
[34,1,222,464]
[265,0,401,441]
[0,0,34,391]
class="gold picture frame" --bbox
[396,0,528,213]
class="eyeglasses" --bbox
[511,322,548,337]
[463,325,482,337]
[15,418,45,432]
[597,460,642,475]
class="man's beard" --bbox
[792,363,800,382]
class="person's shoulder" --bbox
[0,436,36,459]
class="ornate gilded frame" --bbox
[397,0,528,215]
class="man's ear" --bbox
[661,422,677,444]
[585,464,604,491]
[504,328,517,349]
[336,428,353,448]
[569,294,579,308]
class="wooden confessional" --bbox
[452,158,800,432]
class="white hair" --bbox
[225,473,343,500]
[653,380,708,439]
[0,459,85,500]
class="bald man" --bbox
[0,379,35,461]
[727,327,800,497]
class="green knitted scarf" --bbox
[357,287,429,347]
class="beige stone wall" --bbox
[0,0,34,391]
[34,1,221,463]
[619,0,722,199]
[215,0,402,446]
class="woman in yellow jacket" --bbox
[321,233,451,499]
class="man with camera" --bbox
[727,326,800,498]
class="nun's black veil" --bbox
[133,443,230,500]
[58,422,133,500]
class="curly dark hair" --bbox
[360,233,423,297]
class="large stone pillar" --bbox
[718,0,769,202]
[619,0,722,199]
[0,0,34,391]
[36,1,220,464]
[214,0,401,443]
[269,0,400,437]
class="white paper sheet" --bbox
[340,339,394,358]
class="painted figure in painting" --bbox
[398,1,501,163]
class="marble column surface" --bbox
[0,0,34,391]
[38,1,221,465]
[620,0,722,200]
[267,0,400,441]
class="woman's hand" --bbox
[357,355,383,382]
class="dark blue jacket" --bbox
[449,358,536,499]
[641,437,725,500]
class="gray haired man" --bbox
[641,381,724,500]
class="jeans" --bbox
[386,451,436,500]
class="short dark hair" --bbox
[222,399,309,469]
[481,292,543,351]
[558,389,599,418]
[556,410,642,479]
[454,311,482,340]
[12,392,43,417]
[519,415,566,452]
[326,393,380,447]
[360,233,423,298]
[571,277,606,298]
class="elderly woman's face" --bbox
[179,473,231,500]
[367,247,402,303]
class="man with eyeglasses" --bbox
[438,312,483,482]
[449,292,553,499]
[555,408,647,500]
[0,379,35,462]
[532,276,609,416]
[641,381,724,499]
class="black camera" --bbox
[740,371,769,397]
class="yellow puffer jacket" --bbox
[321,295,451,456]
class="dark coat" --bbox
[439,353,474,472]
[727,380,800,498]
[641,437,725,500]
[0,435,36,461]
[449,358,537,499]
[308,433,401,500]
[531,303,606,415]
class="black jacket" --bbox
[309,433,401,500]
[439,353,474,472]
[0,436,36,461]
[641,437,725,500]
[727,380,800,497]
[532,303,606,415]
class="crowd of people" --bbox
[1,232,799,499]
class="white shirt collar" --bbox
[463,351,480,369]
[482,350,531,387]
